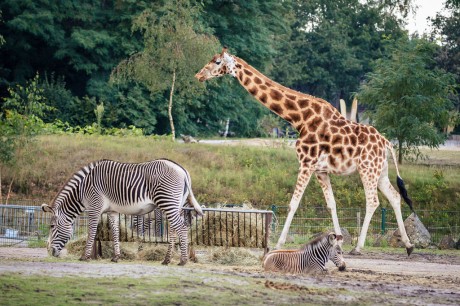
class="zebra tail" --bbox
[397,176,415,214]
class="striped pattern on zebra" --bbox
[41,159,203,265]
[263,232,346,273]
[133,209,164,238]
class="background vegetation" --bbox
[1,0,458,138]
[1,135,458,213]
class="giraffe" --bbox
[195,48,415,255]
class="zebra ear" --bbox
[328,233,337,244]
[41,203,54,213]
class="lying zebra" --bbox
[263,232,346,273]
[41,159,203,265]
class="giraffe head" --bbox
[195,47,237,82]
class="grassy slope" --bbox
[1,134,459,211]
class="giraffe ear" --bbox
[221,46,228,56]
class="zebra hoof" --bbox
[406,246,414,257]
[161,260,170,265]
[349,248,362,255]
[111,257,119,263]
[178,260,187,266]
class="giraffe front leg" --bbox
[108,213,121,262]
[276,168,312,249]
[81,213,101,261]
[315,173,343,244]
[162,228,176,265]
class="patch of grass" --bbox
[1,134,459,212]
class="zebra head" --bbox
[328,233,346,271]
[41,203,73,257]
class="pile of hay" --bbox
[192,203,269,248]
[207,247,261,266]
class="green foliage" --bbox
[358,37,456,163]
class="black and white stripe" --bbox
[263,233,346,273]
[42,159,203,265]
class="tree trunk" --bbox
[398,139,403,164]
[168,69,176,142]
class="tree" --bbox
[111,0,219,140]
[358,37,455,163]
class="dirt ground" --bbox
[0,247,459,305]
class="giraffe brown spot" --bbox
[320,144,330,154]
[298,99,309,108]
[310,145,319,157]
[369,135,376,143]
[220,66,227,74]
[312,103,322,114]
[270,89,283,101]
[323,107,333,118]
[331,126,339,133]
[319,130,331,142]
[343,126,352,134]
[244,69,253,76]
[286,94,296,101]
[308,117,322,132]
[369,126,377,134]
[302,109,313,121]
[359,134,368,145]
[248,86,258,96]
[302,145,309,155]
[254,77,263,84]
[304,133,317,144]
[243,77,251,86]
[238,71,244,81]
[329,155,337,168]
[347,160,353,167]
[260,93,268,104]
[270,103,284,114]
[349,135,357,146]
[333,147,345,160]
[344,137,350,145]
[289,113,301,122]
[265,81,273,87]
[347,147,354,157]
[260,85,267,91]
[335,120,347,127]
[285,99,298,111]
[332,135,343,145]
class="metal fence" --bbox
[1,202,457,249]
[0,204,273,253]
[271,205,460,244]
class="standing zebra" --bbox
[263,233,346,274]
[41,159,203,265]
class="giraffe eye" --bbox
[215,60,221,65]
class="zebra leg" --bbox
[177,224,189,266]
[162,227,176,265]
[108,212,121,262]
[81,212,101,261]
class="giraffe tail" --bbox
[388,142,415,214]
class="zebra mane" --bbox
[49,160,104,209]
[300,232,331,251]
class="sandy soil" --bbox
[0,247,459,305]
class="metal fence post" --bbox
[381,207,387,234]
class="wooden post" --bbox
[264,212,273,255]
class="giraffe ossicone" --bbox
[195,47,415,256]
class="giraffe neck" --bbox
[231,56,342,131]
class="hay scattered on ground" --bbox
[207,247,261,266]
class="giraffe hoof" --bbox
[349,248,362,255]
[406,246,414,257]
